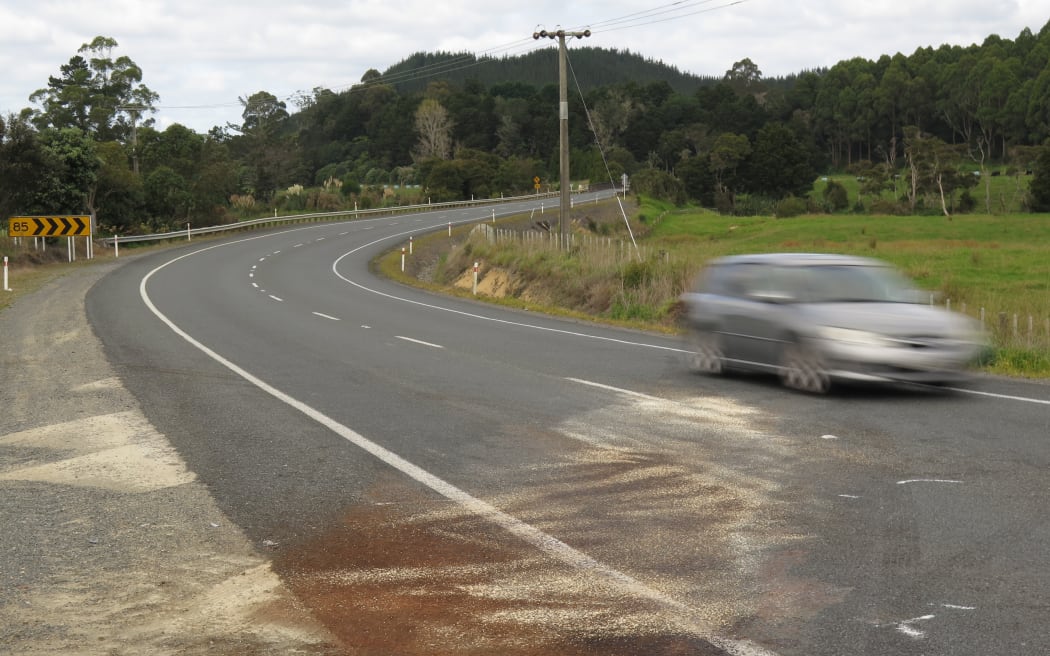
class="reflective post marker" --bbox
[401,247,406,272]
[114,234,120,258]
[3,256,10,291]
[472,261,479,296]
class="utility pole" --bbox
[533,28,590,244]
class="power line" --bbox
[152,0,751,116]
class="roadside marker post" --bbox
[409,235,413,254]
[3,256,10,291]
[472,261,479,296]
[401,247,406,272]
[114,234,120,258]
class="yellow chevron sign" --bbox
[8,216,92,237]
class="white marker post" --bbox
[448,222,451,237]
[409,235,413,254]
[472,261,479,296]
[114,234,120,258]
[401,247,406,272]
[491,208,495,223]
[3,256,10,291]
[186,222,191,241]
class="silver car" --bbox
[680,253,986,393]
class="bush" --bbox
[775,195,808,218]
[822,180,850,211]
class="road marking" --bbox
[896,614,935,639]
[944,386,1050,406]
[395,336,443,349]
[566,377,664,401]
[838,494,860,499]
[251,282,258,288]
[312,312,340,321]
[897,479,963,485]
[821,434,840,440]
[140,238,778,656]
[268,295,283,302]
[941,603,976,610]
[333,246,686,356]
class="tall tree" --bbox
[413,98,453,161]
[29,36,158,143]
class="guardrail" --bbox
[99,191,566,247]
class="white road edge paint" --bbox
[395,336,444,349]
[897,479,963,485]
[312,312,340,321]
[944,386,1050,406]
[138,234,780,656]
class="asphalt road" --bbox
[86,199,1050,655]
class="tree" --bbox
[709,133,751,195]
[91,140,143,232]
[237,91,288,137]
[0,113,55,217]
[1030,146,1050,211]
[413,98,453,161]
[38,127,98,214]
[724,58,763,94]
[29,36,158,143]
[903,126,971,217]
[744,122,817,200]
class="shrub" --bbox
[822,180,850,211]
[775,195,808,218]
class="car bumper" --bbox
[818,339,983,384]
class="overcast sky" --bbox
[0,0,1044,134]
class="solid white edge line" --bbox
[138,234,785,654]
[944,386,1050,405]
[395,335,444,349]
[331,242,687,356]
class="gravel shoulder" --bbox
[0,258,341,655]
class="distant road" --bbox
[87,196,1050,656]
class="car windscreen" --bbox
[798,264,918,303]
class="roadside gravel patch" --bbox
[0,260,341,655]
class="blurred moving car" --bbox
[680,253,986,393]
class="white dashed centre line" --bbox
[395,336,444,349]
[312,312,340,321]
[268,295,283,302]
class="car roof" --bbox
[709,253,888,267]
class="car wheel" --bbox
[687,329,724,375]
[779,340,830,394]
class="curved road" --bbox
[87,199,1050,655]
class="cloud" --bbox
[0,0,1042,133]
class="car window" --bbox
[803,265,915,302]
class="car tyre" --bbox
[687,329,724,375]
[780,339,830,394]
